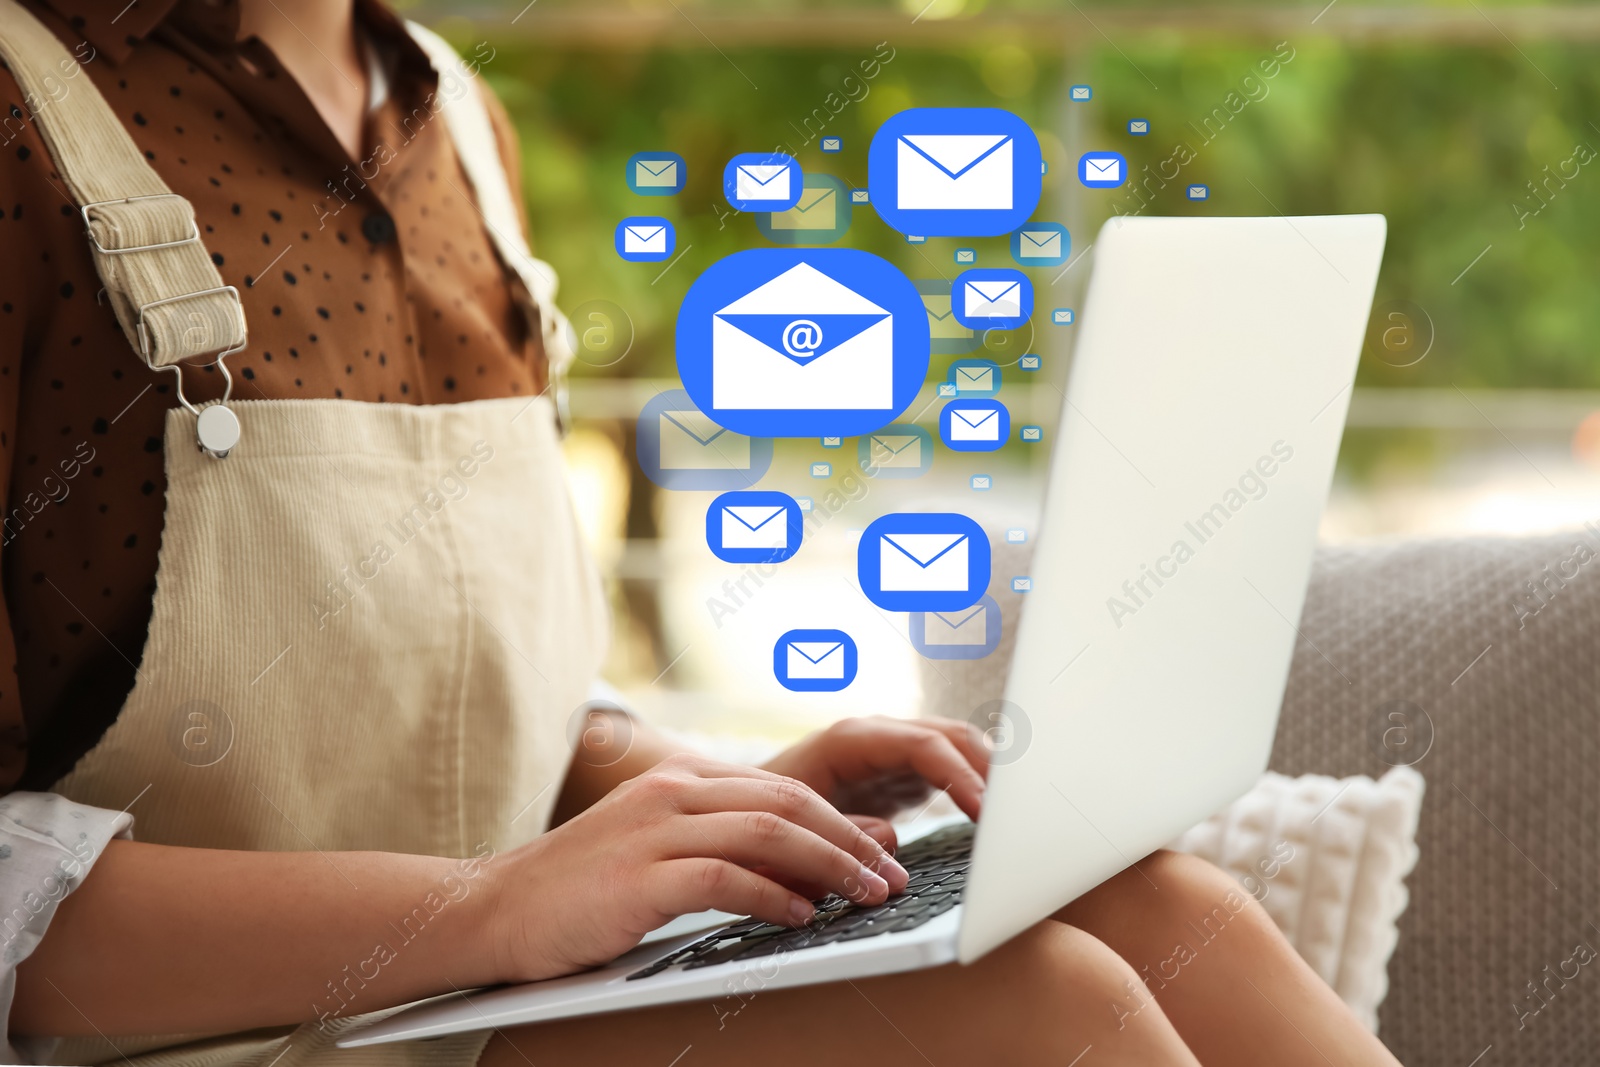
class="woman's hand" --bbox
[760,715,990,823]
[483,753,909,984]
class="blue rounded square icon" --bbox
[706,491,802,564]
[941,399,1009,452]
[724,152,802,213]
[910,594,1001,660]
[867,108,1043,238]
[1078,151,1127,189]
[627,151,687,196]
[675,248,931,439]
[755,174,852,246]
[636,389,773,491]
[951,268,1032,331]
[774,628,857,692]
[1010,222,1070,267]
[857,423,932,478]
[615,217,675,262]
[858,513,990,612]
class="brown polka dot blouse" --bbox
[0,0,548,790]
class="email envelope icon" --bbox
[736,164,792,201]
[821,137,842,152]
[1082,156,1122,183]
[949,408,1000,441]
[722,505,789,550]
[880,532,969,592]
[924,604,989,646]
[1020,356,1040,370]
[812,462,831,477]
[624,224,668,254]
[955,249,976,264]
[851,189,869,203]
[1128,120,1149,135]
[786,641,845,679]
[897,133,1013,211]
[1187,185,1209,200]
[1053,309,1074,325]
[797,497,814,511]
[964,280,1022,318]
[1012,577,1033,592]
[1005,528,1027,543]
[970,475,991,490]
[869,434,922,468]
[923,293,973,340]
[822,436,842,448]
[659,410,750,470]
[905,235,927,243]
[1017,230,1061,258]
[1070,85,1091,101]
[771,187,836,230]
[635,159,678,187]
[711,262,894,411]
[954,366,994,391]
[1020,426,1042,441]
[938,383,958,397]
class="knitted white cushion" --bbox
[1167,765,1425,1031]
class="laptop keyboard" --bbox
[626,821,974,981]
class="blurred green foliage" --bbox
[430,9,1600,391]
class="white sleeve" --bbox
[0,792,134,1065]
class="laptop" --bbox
[338,213,1387,1048]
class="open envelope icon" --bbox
[964,280,1022,318]
[721,505,789,550]
[880,532,970,592]
[897,133,1013,211]
[711,262,895,411]
[659,410,750,470]
[1018,230,1061,258]
[736,164,793,201]
[624,225,668,254]
[771,187,837,230]
[635,159,678,187]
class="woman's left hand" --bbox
[761,715,989,825]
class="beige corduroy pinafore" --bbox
[0,5,608,1064]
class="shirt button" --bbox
[362,213,397,245]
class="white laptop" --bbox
[339,213,1387,1048]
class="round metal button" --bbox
[196,404,241,458]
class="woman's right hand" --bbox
[482,754,910,984]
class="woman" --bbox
[0,0,1405,1063]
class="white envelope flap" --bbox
[737,164,790,187]
[870,435,920,456]
[626,225,666,242]
[789,642,842,665]
[882,532,967,568]
[900,134,1011,179]
[953,408,998,430]
[661,410,729,445]
[715,262,887,317]
[967,280,1021,305]
[1020,231,1058,250]
[724,505,786,531]
[637,159,676,179]
[1086,157,1120,177]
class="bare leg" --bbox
[1055,850,1403,1067]
[480,921,1201,1067]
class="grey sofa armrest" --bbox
[918,531,1600,1066]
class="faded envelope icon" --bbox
[923,292,973,341]
[720,505,789,550]
[1005,528,1027,543]
[821,137,842,152]
[851,189,870,203]
[970,475,992,490]
[1187,185,1209,200]
[924,604,989,646]
[659,410,750,470]
[1052,309,1075,325]
[623,224,668,255]
[949,408,1001,441]
[786,640,845,679]
[880,532,970,592]
[711,262,894,411]
[736,164,792,202]
[1020,425,1042,441]
[954,249,976,264]
[897,133,1014,211]
[1012,577,1033,592]
[963,279,1022,319]
[938,383,958,397]
[811,462,831,478]
[954,365,994,391]
[1019,356,1040,370]
[1017,230,1061,258]
[868,434,922,468]
[1128,120,1149,135]
[770,187,837,230]
[635,158,678,187]
[1069,85,1092,101]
